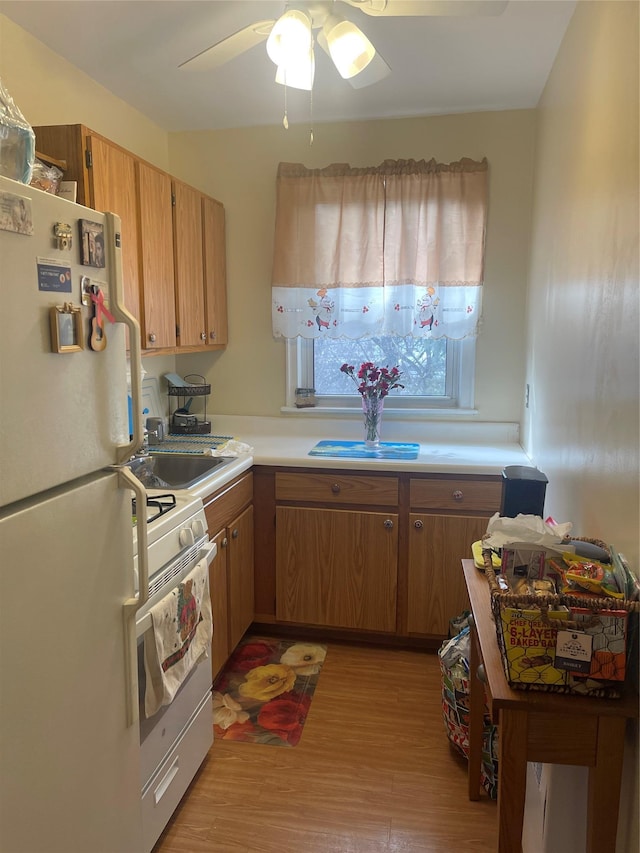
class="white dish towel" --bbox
[143,557,212,718]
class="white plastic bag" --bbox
[0,79,35,184]
[483,512,572,549]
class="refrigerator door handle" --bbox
[117,465,149,727]
[104,212,145,465]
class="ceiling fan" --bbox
[179,0,509,90]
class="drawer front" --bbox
[204,471,253,533]
[141,693,213,853]
[276,472,398,506]
[410,478,501,512]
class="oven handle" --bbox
[116,465,149,727]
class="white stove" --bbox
[132,488,209,602]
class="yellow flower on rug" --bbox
[238,663,296,702]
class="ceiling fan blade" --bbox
[178,20,274,71]
[342,0,508,16]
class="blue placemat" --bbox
[309,440,420,459]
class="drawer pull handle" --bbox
[331,483,341,494]
[383,519,394,530]
[231,528,239,539]
[154,756,179,804]
[148,332,157,343]
[414,519,423,530]
[200,331,207,341]
[453,490,464,501]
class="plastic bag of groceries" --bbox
[438,620,499,799]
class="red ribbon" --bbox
[91,288,116,326]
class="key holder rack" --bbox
[167,374,211,435]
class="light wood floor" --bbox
[154,640,497,852]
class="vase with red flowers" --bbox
[340,361,404,447]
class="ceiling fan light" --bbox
[266,9,312,68]
[275,48,315,91]
[325,19,375,79]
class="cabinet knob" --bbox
[231,528,239,539]
[209,331,216,341]
[383,519,394,530]
[221,537,228,548]
[331,483,341,494]
[414,519,424,530]
[476,664,487,684]
[452,490,464,501]
[148,332,156,343]
[200,331,207,341]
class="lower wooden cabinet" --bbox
[407,513,492,636]
[255,466,502,642]
[276,506,398,632]
[209,528,230,679]
[203,473,254,682]
[227,504,255,652]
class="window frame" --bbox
[285,336,476,413]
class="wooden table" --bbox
[462,559,638,853]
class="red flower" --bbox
[340,361,404,399]
[227,640,276,673]
[218,720,258,742]
[257,693,312,745]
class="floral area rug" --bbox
[212,636,327,747]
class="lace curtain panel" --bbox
[271,158,488,340]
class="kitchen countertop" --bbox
[165,415,531,498]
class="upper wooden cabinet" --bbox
[137,161,176,349]
[202,195,228,347]
[32,124,228,354]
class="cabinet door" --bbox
[173,180,205,348]
[407,513,490,636]
[276,506,398,632]
[202,195,228,347]
[228,505,255,653]
[137,162,176,349]
[87,135,142,329]
[209,528,230,683]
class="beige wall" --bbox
[171,110,536,419]
[0,14,169,171]
[523,2,639,849]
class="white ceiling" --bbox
[1,0,576,132]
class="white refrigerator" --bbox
[0,174,147,852]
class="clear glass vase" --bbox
[362,394,384,447]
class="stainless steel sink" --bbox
[127,453,233,489]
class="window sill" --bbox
[280,406,480,419]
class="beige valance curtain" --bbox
[272,157,488,340]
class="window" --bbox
[274,158,487,412]
[286,335,476,411]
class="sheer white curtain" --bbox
[271,158,488,340]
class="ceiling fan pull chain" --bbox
[283,81,289,129]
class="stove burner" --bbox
[132,493,177,524]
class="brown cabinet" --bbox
[137,161,176,349]
[254,466,502,642]
[406,477,502,636]
[32,124,227,354]
[203,473,254,681]
[172,179,205,348]
[274,471,399,633]
[202,194,228,348]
